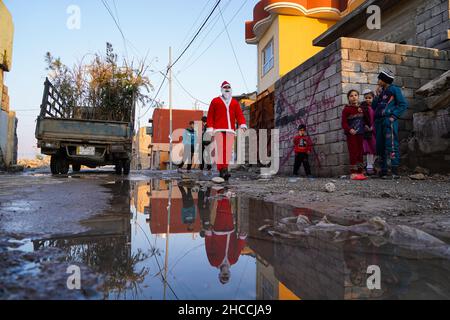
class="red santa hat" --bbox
[221,81,231,88]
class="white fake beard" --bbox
[221,89,232,101]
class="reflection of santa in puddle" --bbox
[204,189,247,285]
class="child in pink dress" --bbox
[361,89,376,175]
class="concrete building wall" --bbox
[318,0,450,51]
[0,0,16,170]
[351,0,431,46]
[258,17,280,93]
[6,110,16,165]
[275,37,449,176]
[0,110,8,168]
[0,0,14,71]
[132,127,152,170]
[278,15,335,77]
[0,70,3,108]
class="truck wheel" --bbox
[59,157,70,175]
[72,164,81,172]
[123,160,131,175]
[50,156,59,175]
[115,163,123,175]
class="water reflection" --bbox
[246,199,450,300]
[30,178,450,300]
[201,187,248,285]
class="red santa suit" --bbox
[206,82,247,171]
[205,197,246,268]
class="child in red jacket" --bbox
[342,90,369,180]
[293,124,313,177]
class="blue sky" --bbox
[3,0,258,158]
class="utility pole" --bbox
[169,47,173,171]
[163,180,173,300]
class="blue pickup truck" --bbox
[35,78,134,175]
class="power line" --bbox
[219,4,250,92]
[112,0,121,26]
[139,71,168,119]
[135,221,179,300]
[180,0,250,73]
[169,0,222,70]
[173,74,209,106]
[176,0,214,53]
[141,0,222,117]
[100,0,129,58]
[178,0,232,70]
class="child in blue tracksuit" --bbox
[372,71,408,179]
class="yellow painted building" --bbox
[0,0,13,73]
[132,127,152,170]
[0,0,17,169]
[246,0,365,92]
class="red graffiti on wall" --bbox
[278,56,337,169]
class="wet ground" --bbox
[0,168,450,300]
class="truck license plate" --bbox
[77,146,95,156]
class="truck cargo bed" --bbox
[36,117,131,144]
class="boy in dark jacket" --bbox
[372,71,409,179]
[293,125,313,177]
[200,116,213,172]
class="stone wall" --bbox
[275,37,449,176]
[0,110,9,169]
[0,110,17,169]
[275,39,342,177]
[416,0,450,50]
[341,0,450,51]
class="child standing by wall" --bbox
[342,90,369,181]
[372,71,409,179]
[293,124,313,177]
[361,89,376,175]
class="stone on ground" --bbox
[212,177,225,184]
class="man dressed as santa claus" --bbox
[206,81,247,181]
[204,188,247,285]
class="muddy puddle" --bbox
[4,177,450,300]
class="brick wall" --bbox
[275,37,449,177]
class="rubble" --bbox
[416,70,450,111]
[7,165,23,173]
[409,173,427,180]
[414,166,430,176]
[212,177,225,184]
[18,157,50,169]
[324,182,336,193]
[260,216,450,259]
[408,69,450,173]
